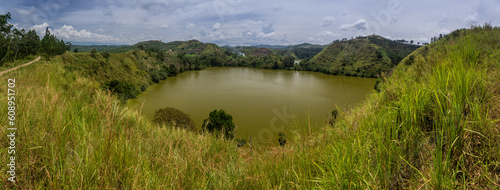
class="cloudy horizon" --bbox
[1,0,498,46]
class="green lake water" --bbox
[127,67,375,144]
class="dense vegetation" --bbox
[98,36,417,78]
[302,35,420,77]
[201,109,236,140]
[153,107,196,131]
[0,12,70,68]
[1,9,498,188]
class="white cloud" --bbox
[318,31,340,37]
[321,16,336,27]
[36,24,118,42]
[6,0,500,45]
[186,23,197,30]
[153,24,169,29]
[439,29,451,34]
[257,32,276,38]
[465,13,478,26]
[340,19,369,31]
[419,37,429,42]
[212,23,222,29]
[30,22,50,36]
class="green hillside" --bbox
[134,40,183,51]
[227,43,326,59]
[306,35,419,77]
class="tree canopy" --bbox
[202,109,236,139]
[153,107,196,131]
[0,12,70,65]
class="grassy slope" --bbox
[314,25,500,189]
[0,26,499,189]
[310,36,419,77]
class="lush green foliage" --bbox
[0,13,43,64]
[153,107,196,131]
[202,109,236,139]
[304,35,420,77]
[312,24,500,189]
[60,49,193,102]
[0,12,69,65]
[39,28,71,57]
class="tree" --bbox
[90,48,97,58]
[410,40,414,44]
[73,48,79,53]
[202,109,236,139]
[0,12,13,34]
[153,107,196,131]
[283,55,295,68]
[0,13,41,64]
[39,27,69,57]
[22,29,39,56]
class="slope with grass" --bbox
[312,25,500,189]
[307,35,419,77]
[60,49,187,101]
[0,25,499,189]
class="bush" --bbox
[153,107,196,131]
[278,132,286,147]
[236,138,247,147]
[104,79,139,100]
[202,109,236,139]
[101,52,110,59]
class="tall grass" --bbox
[312,25,500,189]
[1,25,499,189]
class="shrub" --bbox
[153,107,196,131]
[202,109,236,139]
[236,138,247,147]
[104,79,139,100]
[101,52,110,59]
[278,132,286,147]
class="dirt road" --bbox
[0,56,41,76]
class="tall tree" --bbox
[22,29,40,56]
[283,55,295,68]
[0,12,12,34]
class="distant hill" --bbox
[71,45,131,53]
[134,40,183,51]
[224,43,326,60]
[250,48,274,57]
[306,35,419,77]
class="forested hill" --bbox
[226,43,326,59]
[304,35,420,77]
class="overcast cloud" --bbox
[1,0,498,45]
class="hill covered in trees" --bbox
[302,35,420,77]
[71,37,417,78]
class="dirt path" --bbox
[0,56,41,76]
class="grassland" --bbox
[0,25,499,189]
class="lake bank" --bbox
[127,67,376,143]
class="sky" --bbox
[1,0,499,46]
